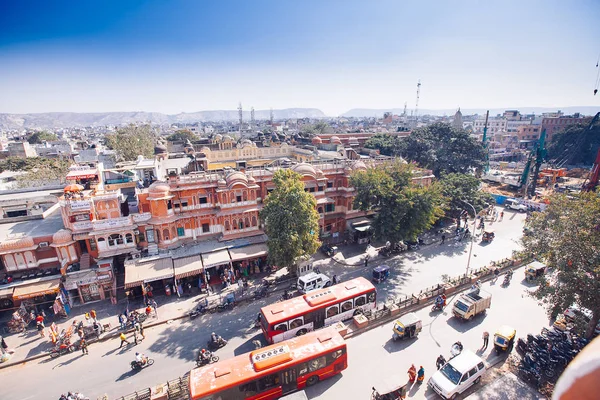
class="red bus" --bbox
[188,326,347,400]
[260,276,377,344]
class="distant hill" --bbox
[0,108,327,130]
[341,106,600,118]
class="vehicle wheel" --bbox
[450,394,459,400]
[147,359,154,366]
[68,345,75,353]
[474,376,481,384]
[131,364,137,371]
[211,356,219,363]
[544,369,555,378]
[324,281,331,288]
[296,329,308,336]
[50,351,59,359]
[306,375,319,387]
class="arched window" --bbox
[252,216,257,226]
[232,219,237,230]
[125,233,134,244]
[108,234,123,246]
[225,220,230,231]
[243,191,248,201]
[163,229,170,241]
[245,217,250,228]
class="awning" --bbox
[201,249,231,269]
[228,243,268,262]
[0,286,14,299]
[12,279,61,301]
[124,258,174,289]
[316,197,335,205]
[173,255,204,279]
[353,225,371,232]
[66,169,98,180]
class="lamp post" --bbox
[461,200,478,276]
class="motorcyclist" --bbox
[135,352,147,366]
[436,355,446,370]
[199,348,211,363]
[441,294,447,307]
[211,332,222,345]
[434,295,444,308]
[453,341,464,353]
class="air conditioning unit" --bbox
[133,230,140,234]
[39,242,49,248]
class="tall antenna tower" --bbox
[402,102,407,117]
[238,102,243,132]
[250,107,255,130]
[269,108,274,126]
[414,79,422,122]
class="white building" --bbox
[506,119,531,133]
[472,118,507,135]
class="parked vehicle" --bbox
[452,289,492,321]
[50,342,76,358]
[494,325,516,355]
[428,350,486,399]
[481,229,495,243]
[296,272,331,294]
[392,313,422,341]
[372,265,390,284]
[504,198,527,212]
[319,243,338,257]
[524,261,547,282]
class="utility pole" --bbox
[414,80,421,123]
[482,110,490,174]
[250,107,255,131]
[403,102,407,118]
[238,102,243,133]
[269,108,274,126]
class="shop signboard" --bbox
[93,217,132,230]
[132,213,152,222]
[69,200,91,211]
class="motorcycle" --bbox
[130,358,155,371]
[189,304,207,320]
[217,301,234,313]
[196,353,219,367]
[502,274,511,287]
[431,302,444,312]
[207,337,228,351]
[50,342,75,358]
[253,286,269,300]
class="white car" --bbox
[296,272,331,294]
[563,305,600,335]
[428,350,486,399]
[504,198,527,212]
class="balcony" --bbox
[219,200,257,209]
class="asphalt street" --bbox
[0,208,530,399]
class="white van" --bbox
[296,272,331,294]
[504,198,527,212]
[428,350,486,399]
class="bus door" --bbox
[280,367,298,394]
[313,308,326,329]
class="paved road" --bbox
[304,265,549,399]
[0,209,528,399]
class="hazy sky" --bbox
[1,0,599,116]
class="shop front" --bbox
[228,243,268,277]
[173,255,204,294]
[201,249,231,285]
[63,263,115,306]
[124,257,174,299]
[11,277,62,312]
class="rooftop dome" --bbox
[199,146,211,153]
[0,236,35,253]
[225,171,248,187]
[291,163,317,178]
[214,134,223,141]
[312,136,323,144]
[330,136,342,144]
[52,229,73,245]
[148,181,170,198]
[154,143,168,155]
[315,168,325,178]
[351,161,367,171]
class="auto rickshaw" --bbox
[372,265,390,284]
[493,325,516,355]
[371,379,408,400]
[481,229,495,243]
[392,313,422,341]
[524,261,547,281]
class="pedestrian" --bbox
[364,256,369,269]
[80,338,89,355]
[90,309,97,323]
[441,234,446,244]
[500,211,504,221]
[118,313,126,330]
[177,282,183,298]
[139,322,145,340]
[151,299,158,317]
[119,332,129,348]
[482,331,489,350]
[1,336,9,355]
[133,329,139,345]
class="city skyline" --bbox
[1,0,599,116]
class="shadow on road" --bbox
[383,337,419,354]
[115,369,138,382]
[446,313,486,333]
[305,373,342,399]
[52,353,84,369]
[233,333,263,356]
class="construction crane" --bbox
[581,112,600,192]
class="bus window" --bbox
[308,356,326,372]
[258,373,280,391]
[341,300,353,312]
[326,305,339,318]
[289,317,304,329]
[274,322,288,332]
[298,362,308,376]
[355,295,366,307]
[368,292,376,303]
[239,381,258,398]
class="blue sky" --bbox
[1,0,599,116]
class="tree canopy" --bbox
[398,123,485,177]
[167,129,197,142]
[28,131,58,144]
[350,161,445,242]
[364,134,402,156]
[546,121,600,166]
[439,173,493,218]
[301,121,330,136]
[521,192,600,338]
[260,169,321,274]
[105,124,155,161]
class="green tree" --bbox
[546,122,600,166]
[28,131,58,144]
[439,173,493,218]
[105,124,155,161]
[301,121,330,136]
[398,123,485,177]
[260,169,321,274]
[167,129,197,142]
[351,161,445,242]
[364,134,402,156]
[521,192,600,338]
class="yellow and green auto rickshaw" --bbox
[494,325,516,355]
[524,261,547,282]
[392,313,422,342]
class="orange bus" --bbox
[260,277,377,344]
[189,326,347,400]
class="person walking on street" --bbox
[119,332,130,348]
[80,338,89,355]
[364,255,369,269]
[500,211,504,221]
[133,326,139,345]
[441,234,446,244]
[482,331,489,350]
[118,313,126,330]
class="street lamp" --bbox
[461,200,478,276]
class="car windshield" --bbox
[496,336,506,345]
[440,363,462,385]
[455,301,469,312]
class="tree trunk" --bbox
[585,311,600,339]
